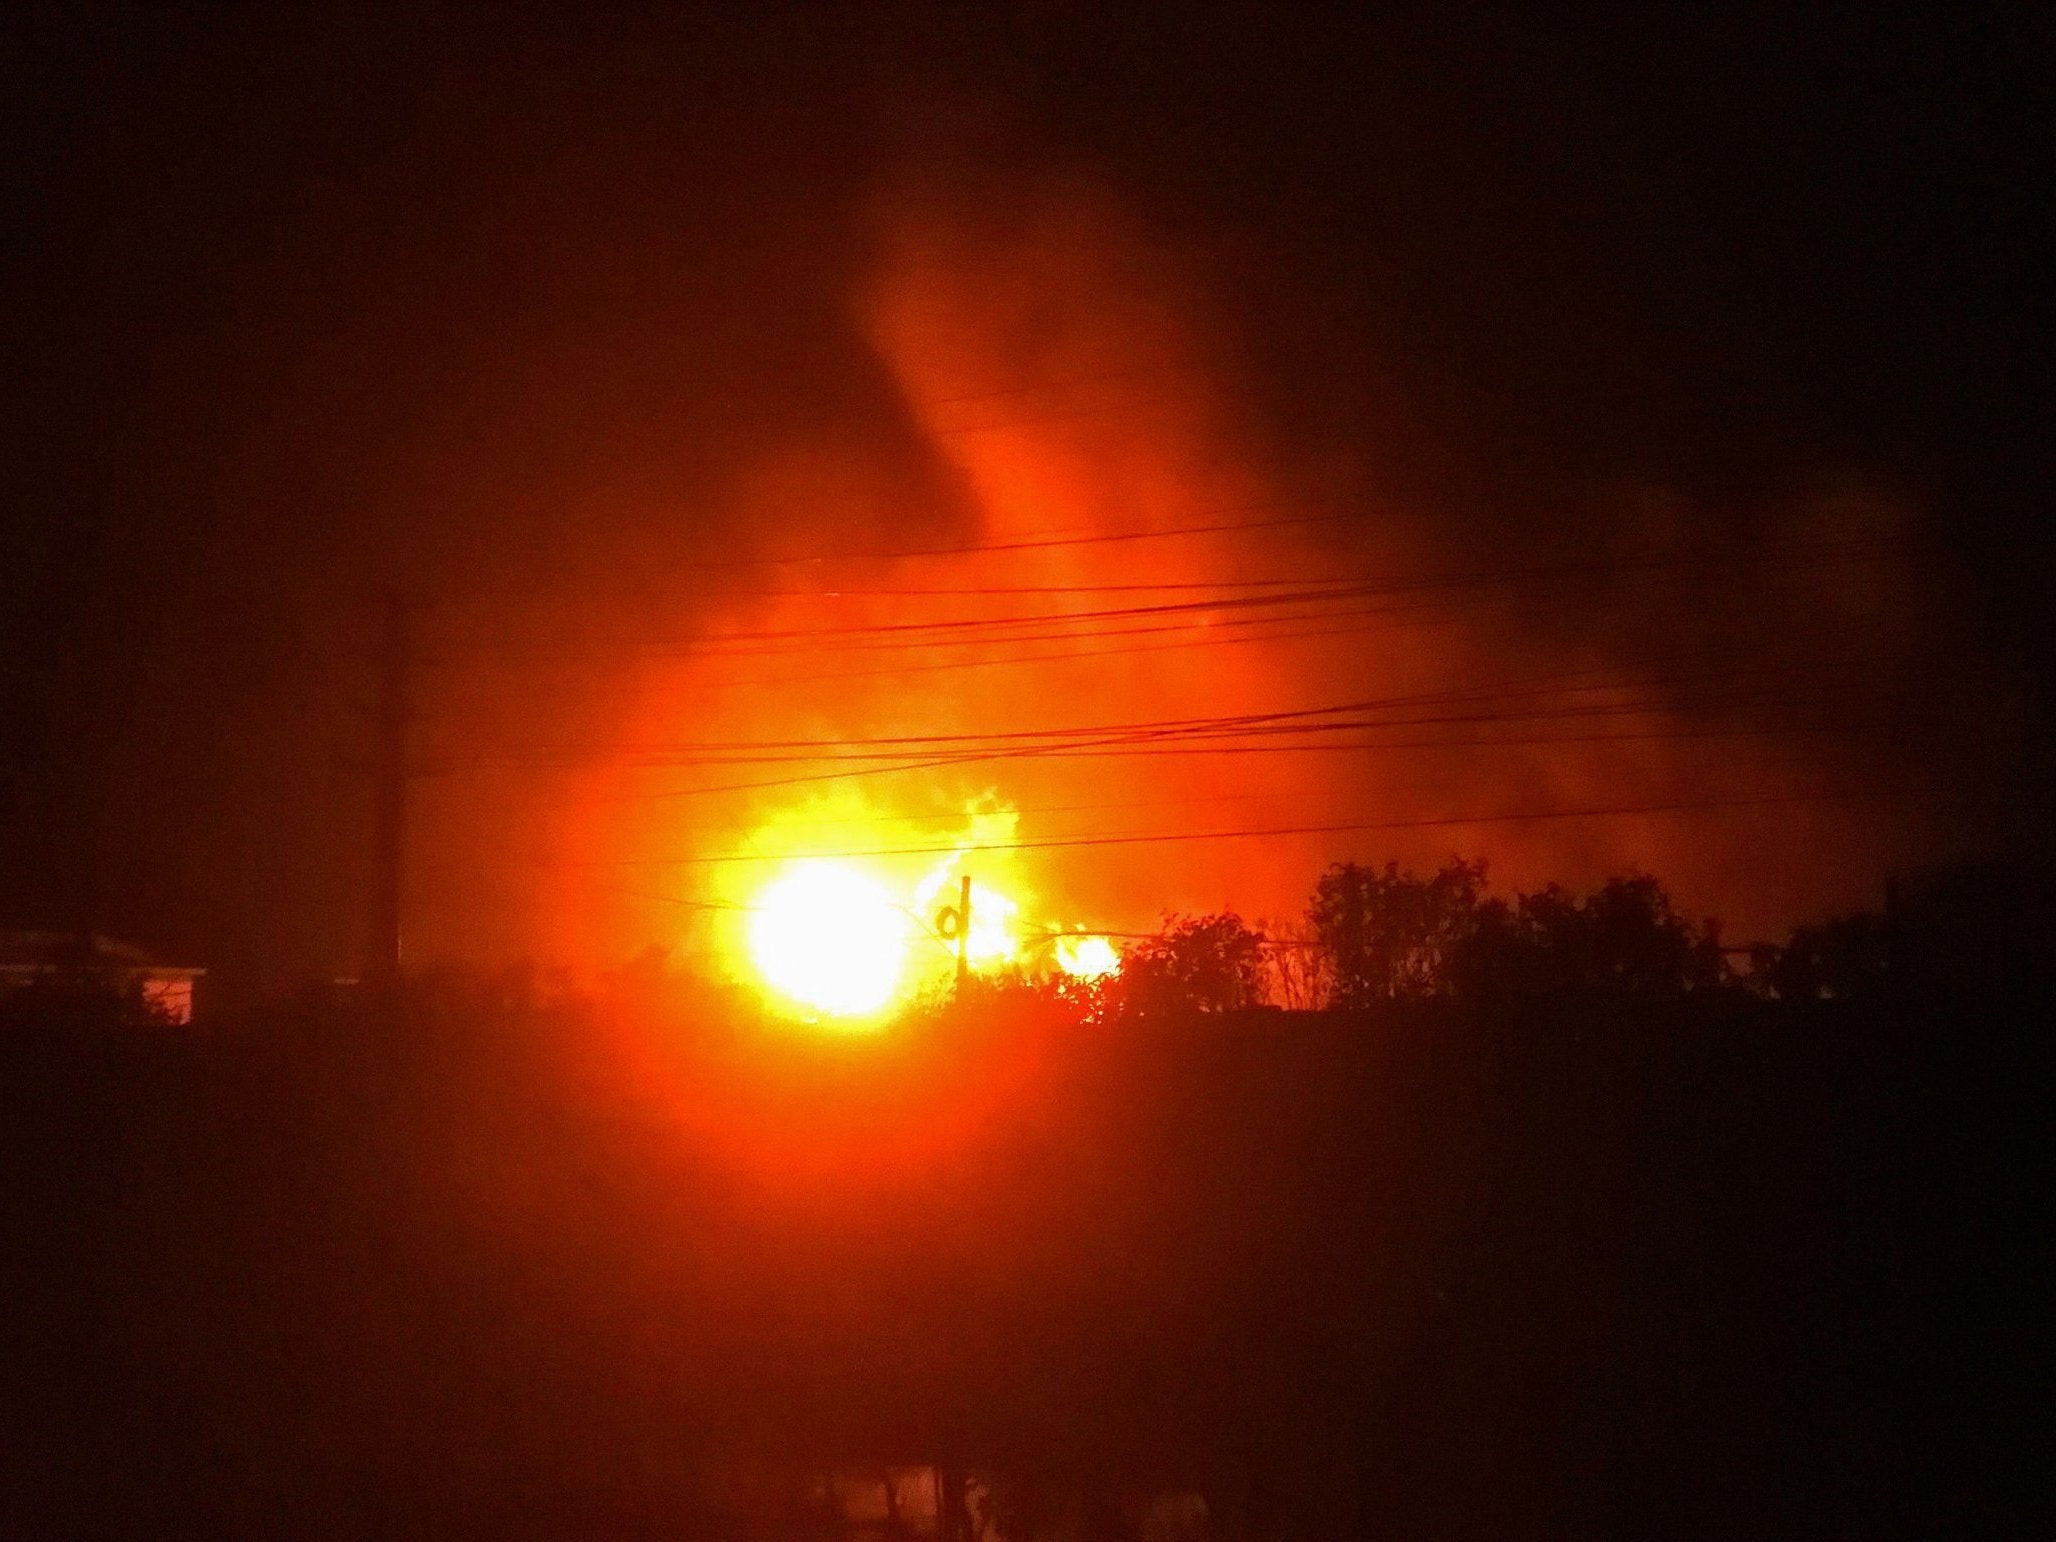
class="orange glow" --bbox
[546,175,1868,990]
[543,179,1365,980]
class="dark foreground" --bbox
[1,918,2040,1538]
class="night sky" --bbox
[4,7,2047,994]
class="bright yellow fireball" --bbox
[747,861,909,1018]
[1055,933,1121,979]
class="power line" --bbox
[475,692,1419,759]
[604,610,1407,687]
[424,543,1908,706]
[489,700,1900,769]
[442,535,1900,660]
[697,537,1896,644]
[486,716,1917,775]
[609,684,1918,795]
[431,647,1929,776]
[626,582,1385,647]
[433,727,1918,871]
[587,786,1907,870]
[613,689,1445,798]
[451,531,1898,612]
[597,660,1915,754]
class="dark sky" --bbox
[3,6,2047,991]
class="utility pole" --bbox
[369,592,412,986]
[955,873,972,995]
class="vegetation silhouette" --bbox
[1,861,2039,1538]
[1311,859,1487,1005]
[1106,913,1269,1017]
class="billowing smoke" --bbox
[543,163,2006,977]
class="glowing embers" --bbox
[746,860,910,1020]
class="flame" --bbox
[1053,931,1121,980]
[555,181,1335,980]
[913,856,1023,969]
[746,860,910,1021]
[909,801,1027,969]
[737,798,1042,1018]
[731,797,1138,1016]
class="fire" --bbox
[1054,932,1121,979]
[913,850,1022,968]
[746,861,910,1020]
[735,798,1116,1018]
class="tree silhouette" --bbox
[1765,912,1891,999]
[1113,913,1267,1016]
[1308,858,1487,1007]
[1452,875,1725,999]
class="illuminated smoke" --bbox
[547,163,1997,972]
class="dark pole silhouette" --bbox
[957,873,972,994]
[370,592,412,985]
